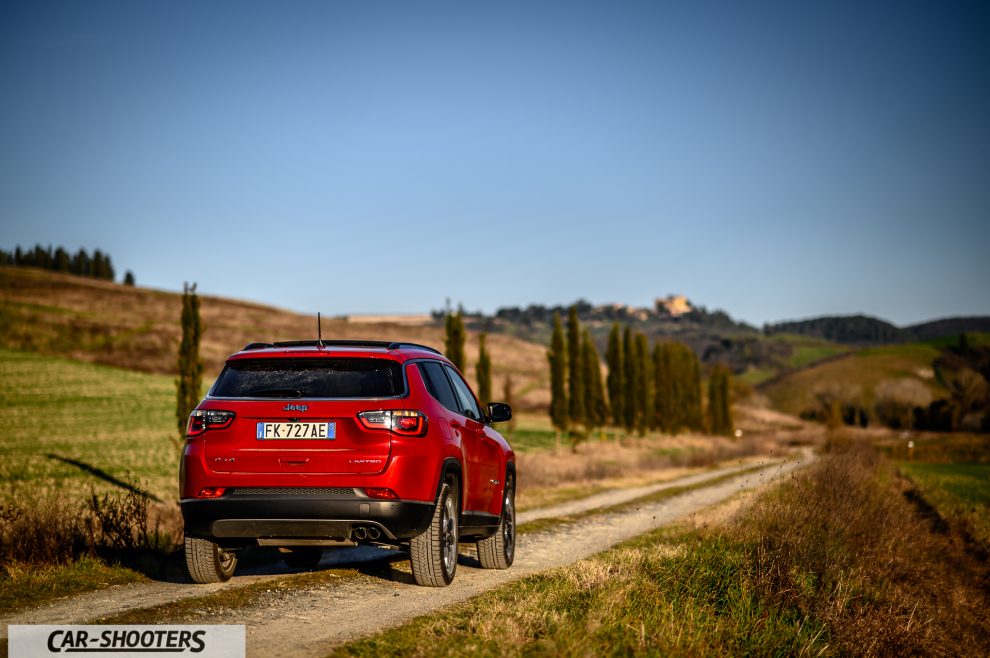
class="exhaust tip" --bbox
[352,527,367,541]
[367,527,381,540]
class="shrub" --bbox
[0,484,180,573]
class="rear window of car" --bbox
[211,358,405,399]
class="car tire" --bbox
[185,537,237,583]
[410,477,458,586]
[476,473,515,569]
[282,547,323,569]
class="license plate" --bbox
[256,422,336,440]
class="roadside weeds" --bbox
[332,442,990,657]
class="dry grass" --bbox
[732,438,990,656]
[334,441,990,657]
[0,266,550,410]
[516,430,784,501]
[0,485,184,615]
[0,486,181,568]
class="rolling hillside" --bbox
[759,342,947,418]
[0,266,550,410]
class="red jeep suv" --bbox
[180,340,515,587]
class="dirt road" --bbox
[1,451,811,655]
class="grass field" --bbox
[737,335,848,386]
[923,331,990,350]
[899,462,990,545]
[775,334,849,369]
[760,342,944,417]
[0,347,180,502]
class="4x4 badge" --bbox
[283,403,308,413]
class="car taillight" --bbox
[357,410,428,437]
[186,409,235,437]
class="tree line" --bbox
[548,307,734,441]
[444,310,514,429]
[1,243,135,285]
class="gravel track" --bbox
[1,451,812,655]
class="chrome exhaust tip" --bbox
[352,526,368,541]
[367,527,381,540]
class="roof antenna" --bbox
[317,312,323,348]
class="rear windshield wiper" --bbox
[248,388,304,398]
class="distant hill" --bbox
[764,314,901,345]
[759,342,946,418]
[765,314,990,346]
[904,317,990,341]
[0,266,550,411]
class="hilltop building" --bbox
[656,295,692,317]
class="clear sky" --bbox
[1,1,988,327]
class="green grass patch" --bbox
[787,344,847,368]
[899,462,990,545]
[507,426,619,453]
[737,366,775,386]
[924,332,990,349]
[0,556,147,616]
[0,348,179,502]
[502,427,559,452]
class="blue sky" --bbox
[1,1,988,326]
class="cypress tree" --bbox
[582,330,608,432]
[476,332,492,406]
[622,326,636,432]
[54,247,70,273]
[71,249,90,276]
[634,333,650,435]
[665,342,703,434]
[503,374,517,434]
[683,347,704,431]
[444,311,466,371]
[93,250,107,279]
[104,253,115,281]
[606,323,624,427]
[653,343,673,433]
[176,283,204,446]
[124,270,136,286]
[548,311,568,434]
[567,306,585,427]
[668,343,688,433]
[708,364,733,436]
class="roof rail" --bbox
[242,339,443,355]
[386,342,443,355]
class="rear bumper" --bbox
[181,494,434,544]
